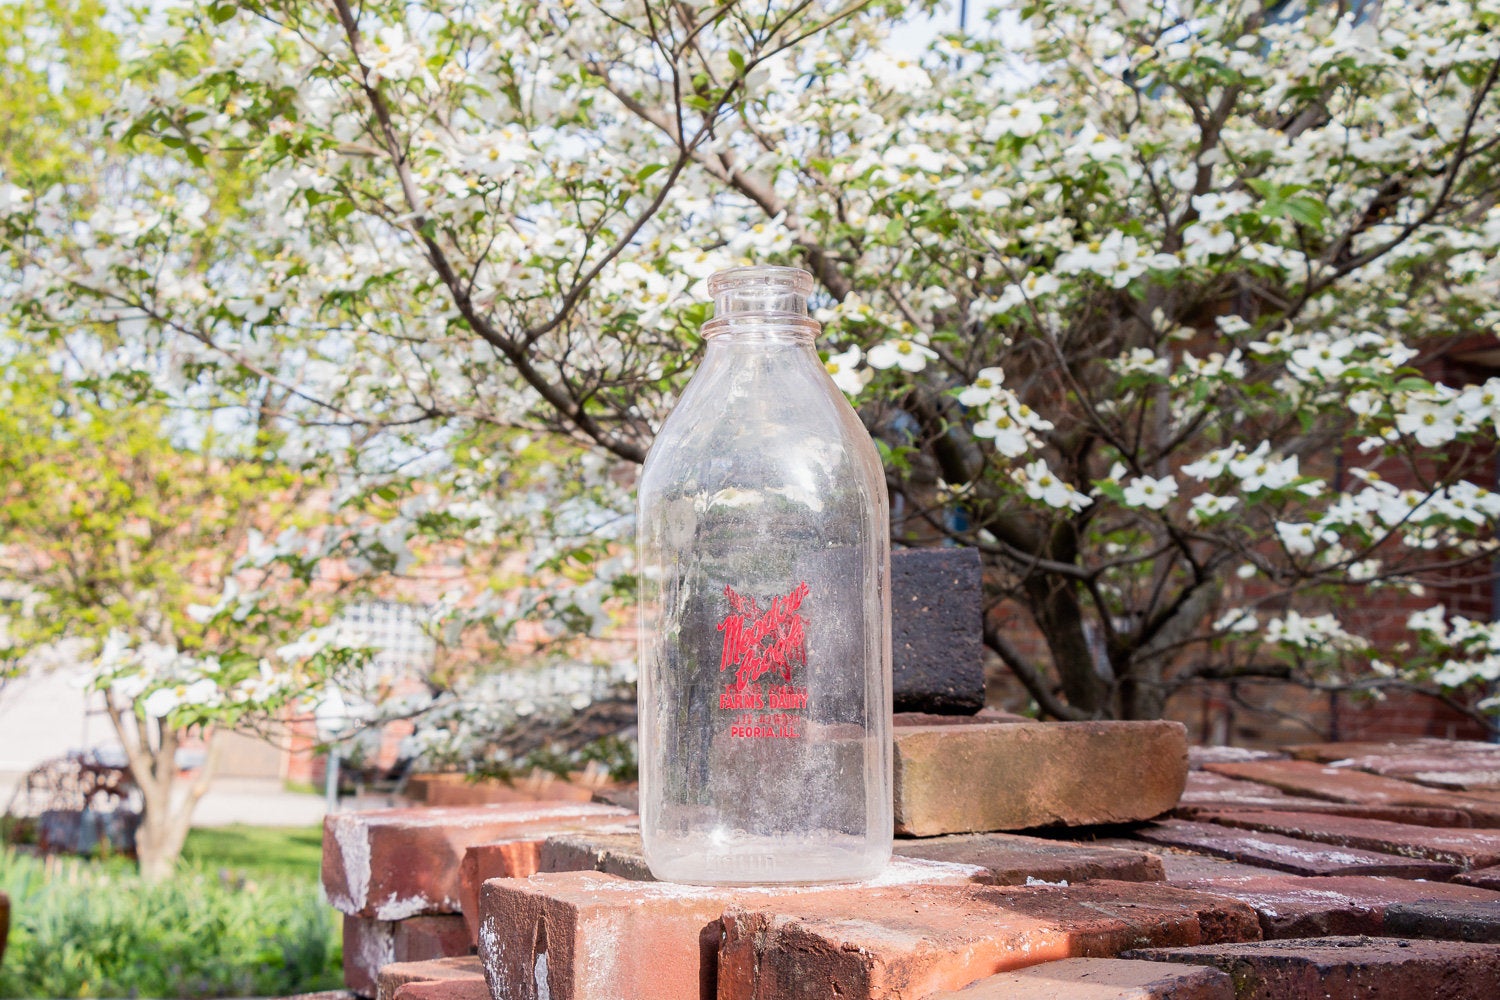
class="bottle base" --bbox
[643,833,891,886]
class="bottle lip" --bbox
[707,265,815,298]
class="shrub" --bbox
[0,849,341,998]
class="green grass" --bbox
[181,824,325,881]
[0,834,341,998]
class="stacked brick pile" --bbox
[315,731,1500,1000]
[308,552,1500,998]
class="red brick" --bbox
[1202,809,1500,869]
[375,956,484,1000]
[1135,819,1458,878]
[923,957,1233,999]
[390,981,489,1000]
[343,915,474,996]
[1175,788,1475,829]
[894,708,1028,726]
[1454,863,1500,890]
[1125,935,1500,999]
[321,803,629,918]
[393,915,471,961]
[893,721,1188,836]
[715,880,1260,1000]
[343,916,394,997]
[455,821,637,946]
[538,830,653,881]
[1287,738,1500,791]
[1205,760,1500,825]
[477,860,985,1000]
[1173,874,1500,939]
[894,832,1165,885]
[1383,900,1500,943]
[1087,836,1284,882]
[1188,746,1287,768]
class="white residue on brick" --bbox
[533,951,550,1000]
[581,910,627,998]
[1024,876,1068,887]
[375,891,434,921]
[331,813,372,912]
[358,920,395,978]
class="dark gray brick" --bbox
[891,547,984,715]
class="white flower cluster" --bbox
[965,367,1055,458]
[400,658,638,769]
[89,629,293,720]
[1407,606,1500,695]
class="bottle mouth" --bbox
[708,265,815,317]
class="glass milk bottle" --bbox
[636,265,892,885]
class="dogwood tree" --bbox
[4,0,1500,742]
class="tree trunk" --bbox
[102,694,223,883]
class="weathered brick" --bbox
[391,981,489,1000]
[895,831,1165,885]
[1202,809,1500,869]
[1187,746,1287,769]
[716,880,1260,1000]
[343,916,395,998]
[343,915,475,997]
[538,830,653,881]
[456,821,638,946]
[923,957,1234,999]
[1190,751,1496,826]
[894,708,1027,727]
[376,956,484,1000]
[394,915,471,961]
[1205,760,1500,826]
[1384,900,1500,943]
[893,720,1188,836]
[322,802,629,919]
[1173,874,1500,939]
[477,861,986,1000]
[1286,738,1500,793]
[1135,819,1458,878]
[1125,935,1500,1000]
[1454,863,1500,891]
[891,547,984,715]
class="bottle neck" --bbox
[702,265,819,343]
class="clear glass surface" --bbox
[636,266,892,885]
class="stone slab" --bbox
[891,547,985,715]
[924,957,1234,999]
[322,802,629,919]
[1125,935,1500,1000]
[716,880,1261,1000]
[893,720,1188,836]
[477,860,987,1000]
[1135,819,1458,878]
[1201,809,1500,869]
[1172,874,1500,939]
[894,831,1165,885]
[1206,759,1500,825]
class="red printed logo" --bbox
[716,581,809,690]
